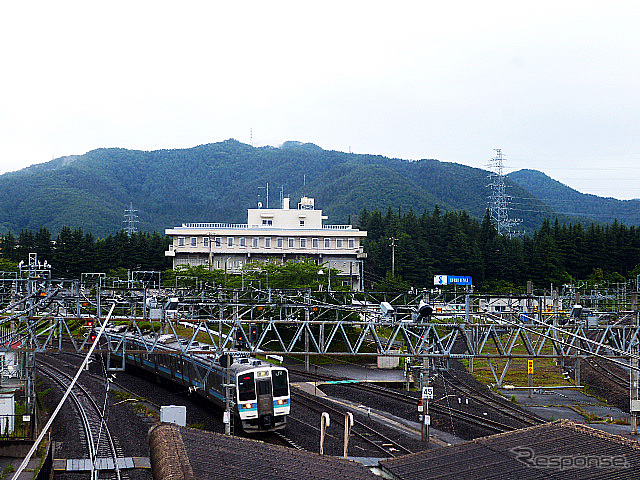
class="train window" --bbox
[238,372,256,401]
[272,370,288,397]
[257,379,271,396]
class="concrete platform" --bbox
[499,387,636,438]
[309,363,406,382]
[291,382,464,447]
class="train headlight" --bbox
[277,399,287,405]
[245,403,253,409]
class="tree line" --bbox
[2,208,639,292]
[0,227,171,278]
[359,208,640,292]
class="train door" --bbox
[256,377,274,428]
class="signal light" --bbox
[90,330,97,343]
[250,324,258,343]
[235,329,245,348]
[87,319,94,328]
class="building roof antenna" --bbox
[257,183,269,209]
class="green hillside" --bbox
[509,169,640,226]
[0,139,606,236]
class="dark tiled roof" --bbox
[148,424,379,480]
[380,420,640,480]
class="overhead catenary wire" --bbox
[488,310,640,371]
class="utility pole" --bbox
[389,237,397,277]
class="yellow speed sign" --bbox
[528,359,534,375]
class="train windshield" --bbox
[257,379,271,396]
[237,372,256,401]
[272,370,288,397]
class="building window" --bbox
[348,238,355,249]
[288,238,295,248]
[300,238,307,248]
[324,238,331,249]
[252,237,259,248]
[203,237,209,247]
[228,237,234,247]
[240,237,246,247]
[215,237,221,247]
[262,219,272,226]
[277,237,283,248]
[299,220,305,226]
[312,238,319,248]
[336,238,343,248]
[191,237,197,247]
[265,237,271,248]
[178,237,185,246]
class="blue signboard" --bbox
[434,275,473,286]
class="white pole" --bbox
[343,412,354,458]
[320,412,330,455]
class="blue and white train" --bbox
[105,330,290,432]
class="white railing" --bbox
[181,223,248,229]
[322,225,352,230]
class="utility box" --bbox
[160,405,187,427]
[0,394,15,435]
[380,302,394,317]
[377,349,400,369]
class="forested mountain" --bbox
[509,169,640,226]
[0,139,627,236]
[361,209,640,291]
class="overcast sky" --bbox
[1,1,638,201]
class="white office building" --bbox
[165,197,367,290]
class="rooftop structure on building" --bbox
[379,419,640,480]
[165,197,367,290]
[148,423,379,480]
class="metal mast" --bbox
[487,149,519,237]
[123,202,139,235]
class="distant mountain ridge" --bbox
[0,139,632,236]
[508,169,640,226]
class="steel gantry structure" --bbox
[3,282,638,378]
[2,270,640,437]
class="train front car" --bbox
[235,364,290,432]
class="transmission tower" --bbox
[487,149,519,237]
[123,202,139,235]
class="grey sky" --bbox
[1,1,638,199]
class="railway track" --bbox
[443,368,543,427]
[292,390,413,458]
[38,361,125,480]
[584,356,629,390]
[290,366,522,434]
[57,352,162,411]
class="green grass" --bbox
[462,334,574,388]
